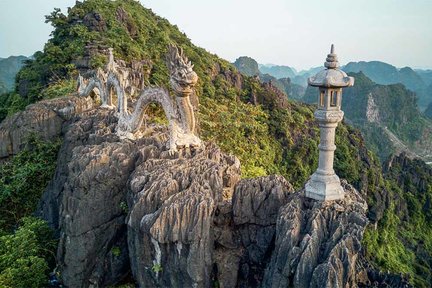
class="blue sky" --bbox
[0,0,431,70]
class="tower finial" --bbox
[324,44,339,69]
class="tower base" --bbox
[305,172,344,201]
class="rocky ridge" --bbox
[12,98,402,287]
[0,96,94,159]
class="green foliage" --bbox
[0,135,61,230]
[362,156,432,287]
[111,246,121,257]
[200,97,282,178]
[0,136,60,287]
[0,92,28,122]
[0,217,56,288]
[151,263,163,273]
[119,201,129,214]
[40,78,76,99]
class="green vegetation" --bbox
[0,92,28,121]
[0,135,61,229]
[0,217,56,288]
[0,0,431,286]
[152,263,163,273]
[111,246,121,257]
[0,136,60,287]
[363,156,432,287]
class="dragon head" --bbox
[166,45,198,97]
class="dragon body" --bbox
[77,45,201,153]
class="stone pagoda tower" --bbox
[305,45,355,201]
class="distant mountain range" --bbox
[303,72,432,162]
[343,61,432,111]
[235,58,432,112]
[233,56,432,162]
[258,64,296,79]
[0,56,29,94]
[233,57,306,99]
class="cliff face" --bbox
[0,96,94,159]
[27,101,401,287]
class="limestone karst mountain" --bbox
[343,61,432,110]
[233,56,305,100]
[302,72,432,163]
[426,101,432,119]
[0,0,431,287]
[0,55,29,93]
[233,56,261,77]
[259,63,297,79]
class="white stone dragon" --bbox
[77,45,202,153]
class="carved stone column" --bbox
[306,110,344,200]
[305,45,354,201]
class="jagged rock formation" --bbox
[0,96,94,159]
[263,181,369,287]
[33,102,390,287]
[127,142,241,287]
[231,175,294,287]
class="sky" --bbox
[0,0,431,71]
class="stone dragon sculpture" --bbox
[77,45,201,153]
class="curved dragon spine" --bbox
[77,70,118,109]
[106,72,127,114]
[77,45,201,153]
[116,87,181,151]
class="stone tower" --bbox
[305,45,355,201]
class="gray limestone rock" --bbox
[262,180,369,288]
[48,109,136,287]
[25,97,387,288]
[126,142,241,288]
[0,96,94,159]
[232,176,294,287]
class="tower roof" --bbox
[308,45,355,88]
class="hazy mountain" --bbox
[0,55,29,93]
[343,61,431,110]
[415,69,432,86]
[303,72,432,162]
[234,56,305,99]
[258,64,296,79]
[233,56,260,76]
